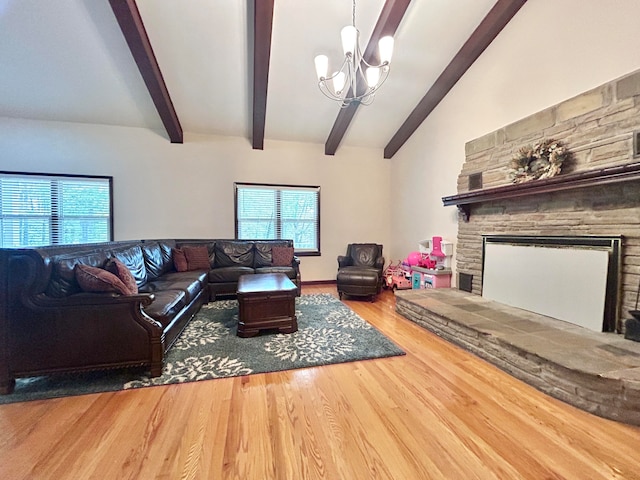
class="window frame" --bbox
[0,170,114,248]
[234,182,321,256]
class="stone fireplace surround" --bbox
[395,69,640,425]
[448,68,640,333]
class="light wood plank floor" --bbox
[1,285,639,479]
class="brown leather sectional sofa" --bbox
[0,238,300,394]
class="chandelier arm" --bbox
[346,66,389,103]
[318,83,343,102]
[320,61,349,82]
[360,57,390,69]
[318,54,353,101]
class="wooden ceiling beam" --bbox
[109,0,183,143]
[251,0,275,150]
[324,0,411,156]
[383,0,527,159]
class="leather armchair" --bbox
[336,243,385,300]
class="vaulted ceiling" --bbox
[0,0,526,158]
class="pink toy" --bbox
[383,261,413,291]
[405,251,436,269]
[420,256,437,269]
[430,236,445,258]
[406,251,422,266]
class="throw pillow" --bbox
[74,264,129,295]
[271,246,294,267]
[105,258,138,295]
[183,245,211,270]
[172,248,188,272]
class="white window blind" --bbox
[0,172,112,248]
[235,183,320,255]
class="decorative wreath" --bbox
[509,139,569,184]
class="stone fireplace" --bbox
[443,69,640,333]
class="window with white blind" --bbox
[234,182,320,255]
[0,172,113,248]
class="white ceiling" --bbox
[0,0,499,151]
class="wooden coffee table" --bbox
[236,273,298,338]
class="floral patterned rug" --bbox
[0,294,404,404]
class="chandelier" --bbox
[313,0,394,107]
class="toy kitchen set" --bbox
[409,236,453,289]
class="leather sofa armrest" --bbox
[375,256,385,271]
[293,256,301,267]
[338,255,352,268]
[22,293,161,330]
[30,292,155,309]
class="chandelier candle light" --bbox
[314,0,394,107]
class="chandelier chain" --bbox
[352,0,356,27]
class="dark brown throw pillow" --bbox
[183,245,211,270]
[105,258,138,295]
[172,248,188,272]
[74,264,129,295]
[271,246,294,266]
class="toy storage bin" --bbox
[423,272,451,288]
[411,266,452,289]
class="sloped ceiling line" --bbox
[109,0,183,143]
[324,0,412,156]
[383,0,527,159]
[251,0,275,150]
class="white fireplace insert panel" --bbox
[482,243,609,332]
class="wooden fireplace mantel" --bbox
[442,162,640,221]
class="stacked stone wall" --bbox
[457,69,640,331]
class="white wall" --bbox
[0,117,391,282]
[389,0,640,283]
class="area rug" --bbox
[0,294,404,404]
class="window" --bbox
[0,171,113,248]
[235,182,320,255]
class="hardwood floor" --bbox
[1,285,639,479]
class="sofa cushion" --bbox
[143,289,187,329]
[142,242,174,279]
[172,246,210,272]
[176,241,216,265]
[208,266,254,283]
[183,245,211,270]
[172,248,188,272]
[47,251,110,297]
[255,266,297,280]
[254,241,290,268]
[105,258,138,295]
[110,245,148,287]
[271,246,294,266]
[74,264,130,295]
[214,241,254,268]
[160,270,208,288]
[141,271,206,303]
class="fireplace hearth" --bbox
[395,288,640,426]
